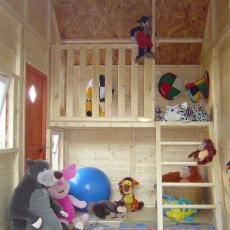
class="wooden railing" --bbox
[50,43,155,127]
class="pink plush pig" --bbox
[48,164,89,229]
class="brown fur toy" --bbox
[188,139,217,165]
[162,166,202,183]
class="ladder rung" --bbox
[162,204,216,209]
[161,161,213,166]
[162,182,214,187]
[160,141,201,146]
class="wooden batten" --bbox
[105,47,113,118]
[118,48,126,118]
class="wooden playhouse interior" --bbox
[0,0,230,229]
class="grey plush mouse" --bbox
[9,159,70,230]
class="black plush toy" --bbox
[130,16,155,63]
[88,200,127,219]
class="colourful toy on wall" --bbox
[185,71,209,103]
[130,16,155,63]
[117,177,144,212]
[163,195,197,221]
[48,163,89,230]
[226,161,230,186]
[188,139,217,165]
[158,72,184,101]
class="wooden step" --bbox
[162,204,216,209]
[162,182,214,187]
[161,161,213,166]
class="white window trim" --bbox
[0,74,10,115]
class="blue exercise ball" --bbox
[68,167,111,211]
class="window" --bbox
[51,132,61,170]
[0,74,11,149]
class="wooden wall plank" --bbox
[144,59,153,118]
[66,48,74,117]
[51,47,61,118]
[92,48,99,117]
[79,48,87,117]
[118,48,126,118]
[131,48,139,118]
[105,48,113,118]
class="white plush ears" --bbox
[180,101,188,109]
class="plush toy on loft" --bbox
[130,16,155,63]
[185,71,209,103]
[162,166,202,183]
[117,177,144,212]
[48,163,89,230]
[86,74,114,117]
[188,139,217,165]
[88,200,127,219]
[9,159,70,230]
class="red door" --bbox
[25,64,47,160]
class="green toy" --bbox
[162,195,197,221]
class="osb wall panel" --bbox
[0,6,18,74]
[68,128,156,206]
[53,0,209,40]
[70,44,201,66]
[156,0,209,38]
[27,0,49,40]
[52,0,152,39]
[155,43,202,65]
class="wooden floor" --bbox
[82,207,215,229]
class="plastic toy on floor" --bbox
[130,16,155,63]
[48,163,89,230]
[185,71,209,103]
[188,139,217,165]
[162,194,197,221]
[117,177,144,212]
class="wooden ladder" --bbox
[155,121,223,230]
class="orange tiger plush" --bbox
[117,177,144,212]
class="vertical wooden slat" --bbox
[92,47,99,118]
[143,58,153,118]
[66,48,74,117]
[118,48,126,118]
[79,47,87,117]
[131,48,138,118]
[105,48,112,117]
[50,47,61,119]
[156,123,163,230]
